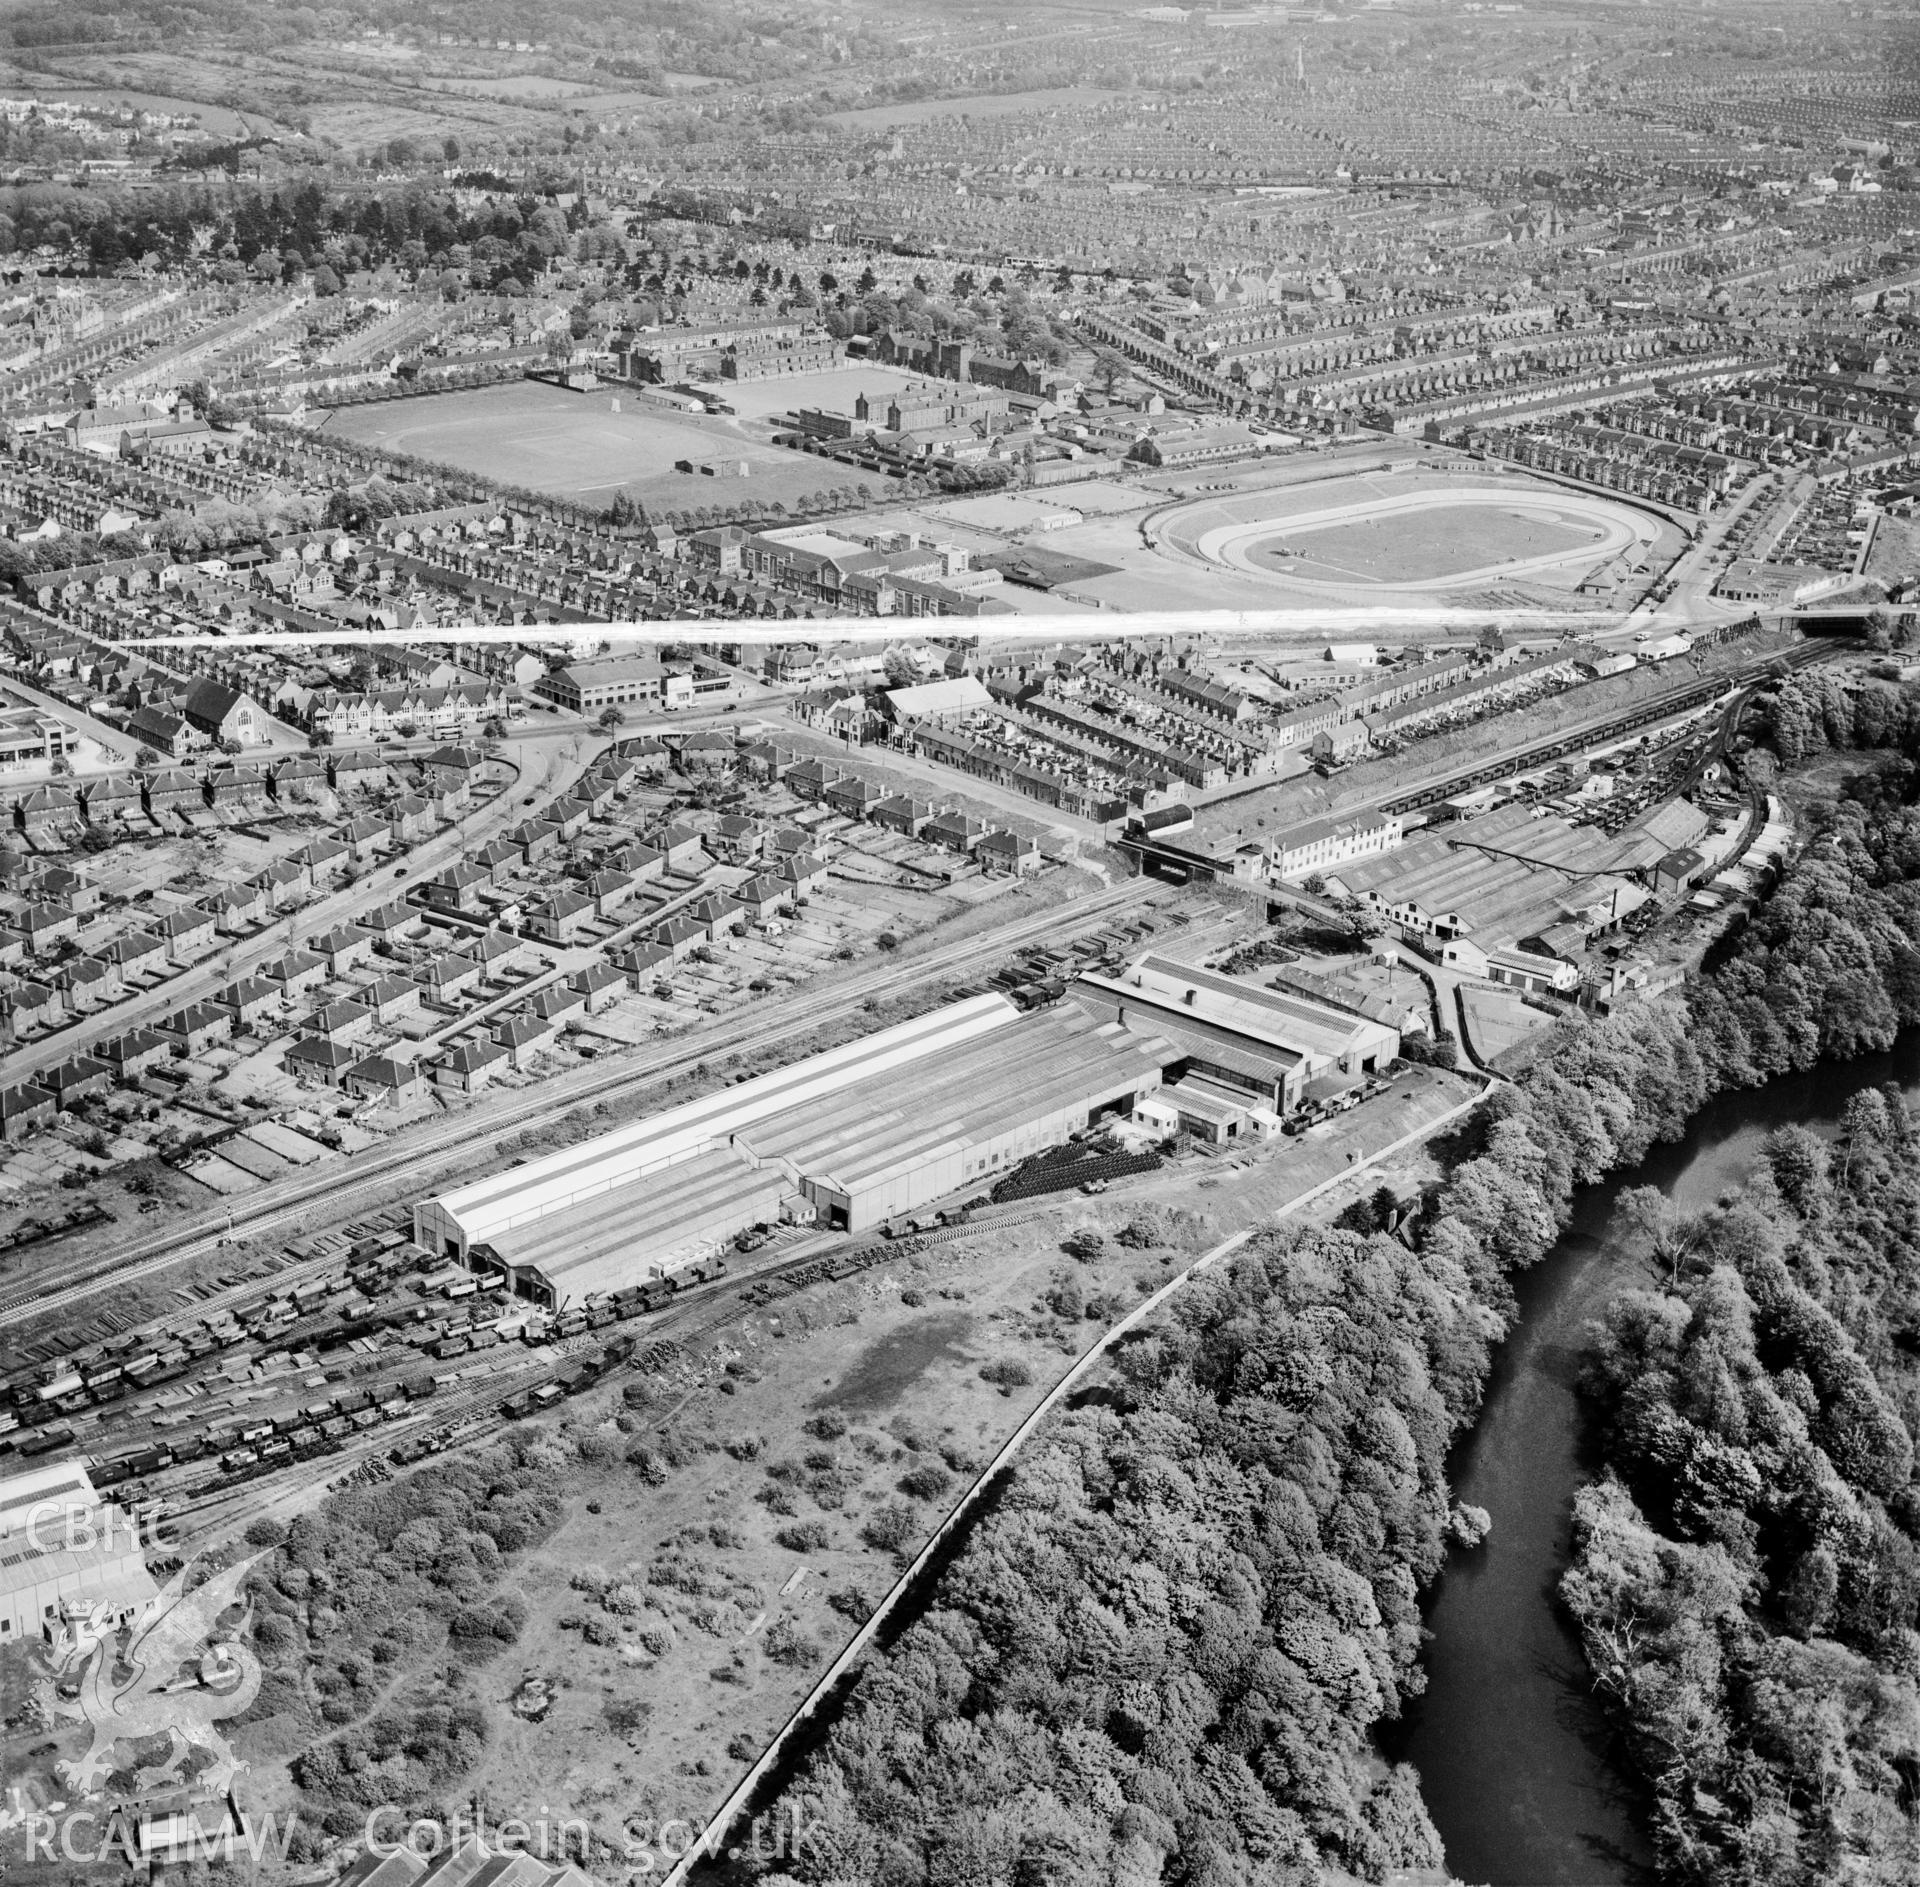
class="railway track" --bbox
[1127,639,1849,886]
[0,879,1158,1333]
[159,1207,1045,1548]
[63,1200,1020,1542]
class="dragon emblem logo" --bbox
[39,1552,266,1799]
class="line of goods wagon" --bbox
[0,1235,442,1435]
[498,1334,639,1420]
[109,1326,646,1496]
[0,1239,727,1484]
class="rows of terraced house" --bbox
[781,636,1690,832]
[0,745,507,1119]
[0,724,1057,1145]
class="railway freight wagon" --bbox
[91,1444,174,1488]
[499,1336,636,1419]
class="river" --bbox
[1392,1034,1920,1886]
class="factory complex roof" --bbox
[737,1007,1169,1200]
[1083,955,1387,1063]
[487,1147,782,1299]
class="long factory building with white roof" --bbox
[417,993,1176,1304]
[415,963,1398,1307]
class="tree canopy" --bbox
[1560,673,1920,1887]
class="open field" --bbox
[1866,511,1920,588]
[929,491,1094,535]
[555,80,724,113]
[1006,477,1158,517]
[321,381,875,513]
[439,74,596,97]
[306,100,521,146]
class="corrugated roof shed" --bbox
[737,1008,1169,1204]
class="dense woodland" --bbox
[1565,1109,1920,1887]
[763,1227,1479,1883]
[746,1009,1721,1884]
[749,666,1920,1887]
[0,179,625,285]
[1560,674,1920,1886]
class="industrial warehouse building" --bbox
[418,994,1171,1303]
[734,1005,1170,1232]
[1068,955,1400,1113]
[0,1459,158,1646]
[1323,798,1680,987]
[416,996,1022,1293]
[416,959,1386,1305]
[465,1147,786,1308]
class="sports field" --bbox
[321,380,859,511]
[1156,470,1658,599]
[943,455,1681,617]
[1245,501,1608,584]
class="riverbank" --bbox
[1397,1032,1920,1886]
